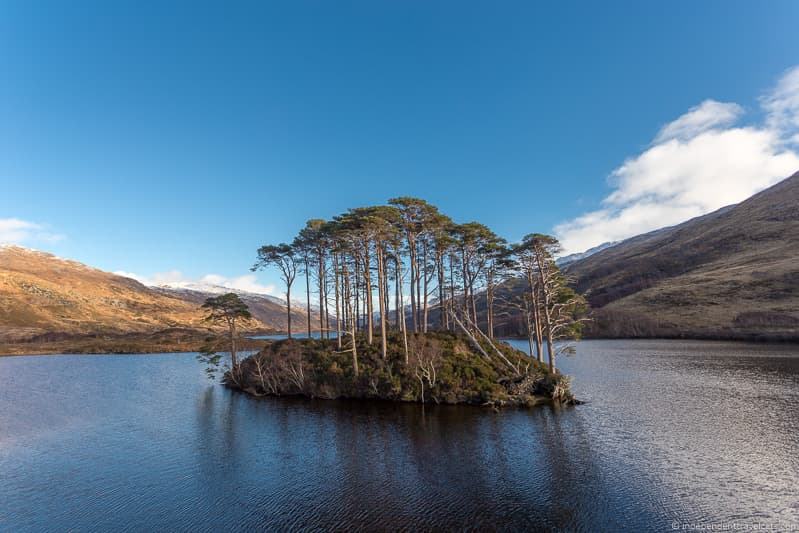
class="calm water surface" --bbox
[1,340,798,531]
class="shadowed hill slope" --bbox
[565,170,799,340]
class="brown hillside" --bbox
[154,286,315,335]
[566,170,799,340]
[0,246,311,342]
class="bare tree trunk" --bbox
[471,283,478,334]
[343,263,358,376]
[363,246,373,344]
[532,291,544,362]
[543,305,554,370]
[448,254,456,331]
[486,267,495,339]
[526,270,544,362]
[317,252,325,339]
[415,243,422,331]
[464,312,519,374]
[334,253,342,349]
[229,318,238,370]
[449,310,490,360]
[437,252,446,330]
[394,257,400,328]
[524,299,535,358]
[354,255,360,332]
[422,240,429,332]
[396,247,409,363]
[461,252,469,322]
[408,237,418,333]
[361,278,367,332]
[536,258,555,371]
[286,282,292,339]
[376,245,388,359]
[323,269,330,340]
[382,258,389,330]
[341,269,349,334]
[486,286,492,339]
[305,257,312,337]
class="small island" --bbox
[228,332,576,407]
[197,196,587,408]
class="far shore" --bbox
[3,330,799,356]
[0,328,271,356]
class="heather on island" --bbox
[233,332,576,407]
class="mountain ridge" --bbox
[566,170,799,340]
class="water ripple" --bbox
[1,340,797,531]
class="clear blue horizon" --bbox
[2,1,798,294]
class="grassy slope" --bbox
[0,246,206,339]
[566,171,799,340]
[0,246,311,345]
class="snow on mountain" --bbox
[156,282,288,305]
[557,241,618,267]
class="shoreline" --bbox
[4,334,799,356]
[0,329,271,356]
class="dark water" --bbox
[1,340,798,532]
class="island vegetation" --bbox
[202,197,588,407]
[234,332,576,407]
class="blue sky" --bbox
[2,1,798,295]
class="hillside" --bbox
[0,246,311,344]
[566,170,799,340]
[153,286,313,335]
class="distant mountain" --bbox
[557,241,618,267]
[0,246,312,342]
[152,281,287,306]
[565,170,799,340]
[153,285,313,334]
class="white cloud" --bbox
[653,100,743,144]
[200,273,276,295]
[114,269,277,296]
[0,218,64,245]
[761,65,799,143]
[555,66,799,255]
[112,270,150,284]
[150,270,187,285]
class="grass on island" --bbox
[230,330,575,407]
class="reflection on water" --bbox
[1,340,797,531]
